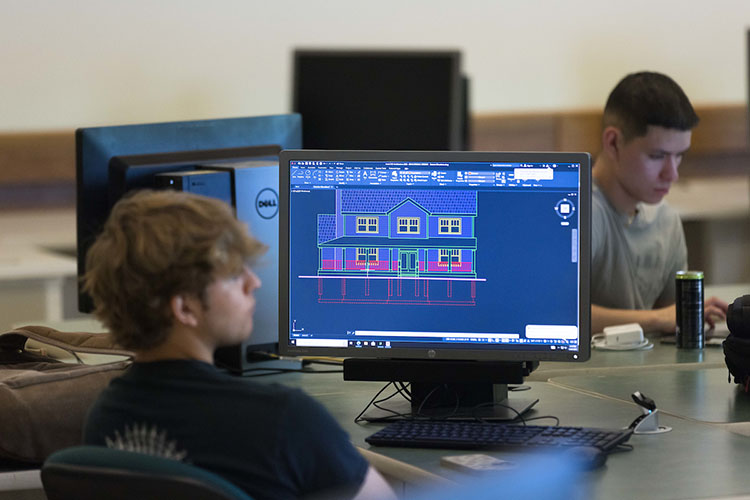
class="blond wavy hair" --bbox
[83,189,266,350]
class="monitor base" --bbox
[357,385,539,422]
[410,381,539,421]
[345,358,540,422]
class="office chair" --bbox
[41,445,252,500]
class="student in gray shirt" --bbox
[591,72,728,335]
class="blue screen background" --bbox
[288,186,578,341]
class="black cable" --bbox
[368,405,412,422]
[373,385,408,406]
[508,385,531,392]
[610,443,634,454]
[414,384,461,420]
[523,415,560,426]
[355,382,403,424]
[359,382,420,423]
[356,381,449,423]
[471,401,525,424]
[396,381,412,401]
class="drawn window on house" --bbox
[439,249,460,264]
[397,217,420,234]
[357,217,378,233]
[357,248,377,262]
[439,218,462,234]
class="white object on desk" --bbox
[592,323,653,351]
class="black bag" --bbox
[0,325,133,465]
[723,295,750,392]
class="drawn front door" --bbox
[399,250,418,276]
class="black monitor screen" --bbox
[292,50,465,150]
[279,150,591,364]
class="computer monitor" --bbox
[292,49,468,150]
[279,150,591,418]
[76,114,302,370]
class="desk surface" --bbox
[3,365,750,499]
[549,367,750,424]
[531,337,725,380]
[268,370,750,500]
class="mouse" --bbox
[564,446,608,470]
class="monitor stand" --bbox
[344,359,540,421]
[410,381,538,420]
[215,342,303,375]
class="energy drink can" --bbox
[675,270,704,349]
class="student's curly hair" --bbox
[603,71,699,141]
[83,190,266,350]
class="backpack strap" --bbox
[0,326,134,365]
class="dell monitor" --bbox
[76,114,302,371]
[292,49,468,150]
[279,150,591,418]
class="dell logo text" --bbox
[255,188,279,219]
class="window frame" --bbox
[356,216,379,234]
[439,217,462,235]
[397,217,420,234]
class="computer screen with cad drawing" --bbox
[280,150,591,365]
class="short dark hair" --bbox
[603,71,699,141]
[83,190,266,351]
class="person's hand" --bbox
[704,296,729,328]
[651,304,677,333]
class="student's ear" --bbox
[170,294,201,328]
[601,126,622,159]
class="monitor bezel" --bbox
[279,149,591,363]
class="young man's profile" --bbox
[82,189,395,500]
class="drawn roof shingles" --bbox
[340,190,476,215]
[317,214,336,244]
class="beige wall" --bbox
[1,0,749,131]
[0,1,747,329]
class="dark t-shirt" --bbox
[84,360,368,500]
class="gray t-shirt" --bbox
[591,181,687,310]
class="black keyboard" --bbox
[365,420,632,451]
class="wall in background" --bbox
[2,0,749,131]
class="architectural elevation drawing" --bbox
[311,189,481,305]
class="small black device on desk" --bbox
[365,420,632,452]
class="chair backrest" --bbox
[41,445,252,500]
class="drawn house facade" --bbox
[317,189,478,278]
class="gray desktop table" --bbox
[261,370,750,500]
[530,337,725,380]
[549,367,750,424]
[5,366,750,499]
